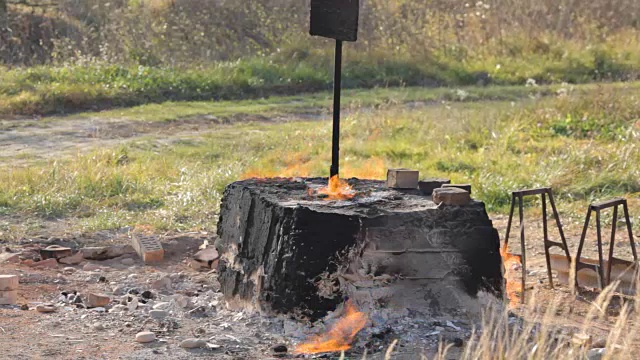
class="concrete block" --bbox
[418,178,451,195]
[432,187,471,206]
[442,184,472,194]
[387,169,419,189]
[87,293,110,308]
[0,290,18,305]
[131,235,164,263]
[0,275,19,291]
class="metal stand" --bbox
[330,39,343,178]
[504,187,571,303]
[575,198,638,288]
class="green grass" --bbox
[1,37,639,117]
[0,83,639,236]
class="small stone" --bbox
[121,258,135,266]
[152,302,169,310]
[98,276,107,283]
[112,286,125,295]
[127,289,140,295]
[152,276,171,290]
[571,333,592,347]
[93,322,105,331]
[135,331,156,343]
[141,290,154,300]
[149,310,167,320]
[127,297,139,312]
[587,348,606,360]
[87,293,110,308]
[36,304,56,313]
[272,344,288,353]
[92,307,106,313]
[59,252,84,265]
[20,304,29,310]
[63,267,76,274]
[180,338,207,349]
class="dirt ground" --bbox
[1,114,639,359]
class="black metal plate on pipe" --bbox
[310,0,359,42]
[512,187,550,197]
[590,198,625,210]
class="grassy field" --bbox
[0,82,638,238]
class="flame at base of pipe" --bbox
[294,301,368,355]
[500,245,523,307]
[316,175,356,201]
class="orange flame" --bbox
[316,175,356,201]
[294,301,368,355]
[500,245,523,307]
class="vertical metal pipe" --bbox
[607,205,618,285]
[623,202,638,261]
[330,40,343,178]
[595,209,605,287]
[504,193,516,250]
[518,194,526,304]
[542,193,554,288]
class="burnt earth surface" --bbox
[216,178,503,320]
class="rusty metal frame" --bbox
[575,198,638,289]
[504,187,571,303]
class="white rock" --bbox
[127,274,138,279]
[152,302,170,310]
[135,331,156,343]
[62,267,76,274]
[127,297,139,312]
[112,286,125,295]
[121,258,135,266]
[93,322,105,331]
[587,348,606,360]
[180,338,207,349]
[92,307,106,313]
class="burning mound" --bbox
[315,175,356,200]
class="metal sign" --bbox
[310,0,359,42]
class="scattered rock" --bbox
[141,290,154,300]
[180,338,207,349]
[98,276,107,283]
[121,258,135,266]
[93,322,105,331]
[62,267,76,274]
[152,302,169,310]
[31,258,58,269]
[149,310,167,320]
[36,304,56,313]
[152,276,172,290]
[127,297,139,312]
[87,293,110,308]
[191,247,219,269]
[112,286,125,295]
[272,344,288,353]
[20,304,29,311]
[135,331,156,343]
[58,251,84,265]
[92,307,106,313]
[587,348,606,360]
